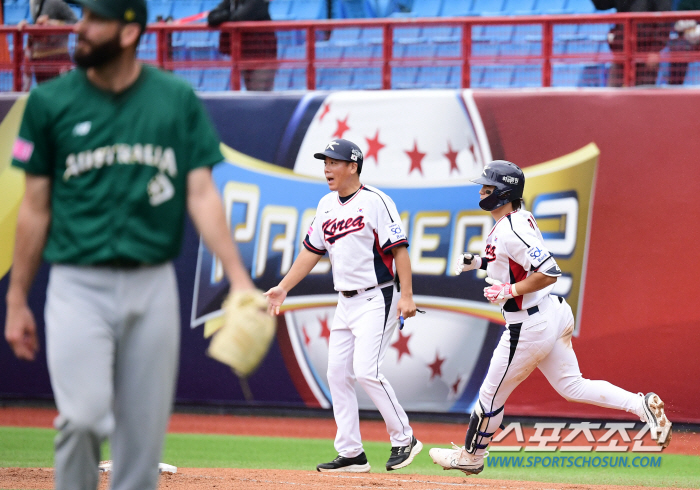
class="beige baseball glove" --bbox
[207,289,276,377]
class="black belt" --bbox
[94,258,147,269]
[341,286,375,298]
[525,296,563,315]
[526,305,539,316]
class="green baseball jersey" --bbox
[11,64,223,265]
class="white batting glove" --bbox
[455,253,482,275]
[484,277,516,303]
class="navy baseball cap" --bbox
[70,0,148,29]
[314,139,364,174]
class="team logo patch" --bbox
[325,140,338,151]
[12,138,34,162]
[351,148,362,162]
[386,222,406,242]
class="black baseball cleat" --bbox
[386,436,423,471]
[316,452,371,473]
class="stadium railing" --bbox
[2,11,700,91]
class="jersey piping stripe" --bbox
[375,285,408,439]
[505,258,527,311]
[383,239,408,252]
[373,231,395,283]
[486,322,522,423]
[303,237,325,255]
[487,211,518,238]
[362,186,395,223]
[336,185,364,206]
[506,214,531,248]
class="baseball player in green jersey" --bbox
[3,0,254,489]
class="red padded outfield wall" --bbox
[0,89,698,423]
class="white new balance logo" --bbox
[72,121,91,136]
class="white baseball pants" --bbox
[327,284,413,458]
[473,295,644,456]
[45,263,180,490]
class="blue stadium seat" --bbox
[171,0,204,20]
[503,0,536,14]
[512,64,541,87]
[567,0,596,13]
[472,0,504,15]
[274,67,292,90]
[137,32,158,60]
[173,69,204,89]
[479,65,514,87]
[684,62,700,86]
[4,3,29,24]
[416,66,453,88]
[423,26,460,43]
[269,0,293,20]
[289,0,326,19]
[360,27,383,45]
[441,0,472,17]
[470,65,485,86]
[0,72,13,91]
[392,66,419,88]
[338,0,367,18]
[579,63,607,86]
[351,66,382,89]
[448,65,462,87]
[204,68,232,91]
[289,67,308,88]
[436,42,460,57]
[534,0,569,13]
[279,44,306,59]
[317,67,353,89]
[394,43,437,59]
[471,40,499,57]
[410,0,442,17]
[551,64,582,86]
[344,43,382,58]
[330,27,362,43]
[148,0,173,22]
[394,27,422,44]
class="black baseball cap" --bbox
[70,0,148,29]
[314,139,364,173]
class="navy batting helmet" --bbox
[314,139,364,174]
[471,160,525,211]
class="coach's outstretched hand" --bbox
[264,286,288,316]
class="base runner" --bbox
[429,160,672,475]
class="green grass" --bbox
[1,427,699,488]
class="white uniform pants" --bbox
[328,284,413,457]
[45,264,180,490]
[473,295,644,455]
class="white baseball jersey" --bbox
[484,209,561,312]
[303,184,408,292]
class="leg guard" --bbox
[464,400,504,454]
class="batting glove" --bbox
[484,277,516,303]
[455,253,482,275]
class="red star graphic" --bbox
[333,115,350,139]
[302,325,311,346]
[468,143,475,160]
[405,140,426,175]
[391,330,412,362]
[319,103,331,122]
[318,315,331,345]
[427,352,446,380]
[451,376,462,395]
[365,130,386,165]
[445,142,459,174]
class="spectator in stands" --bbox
[667,0,700,85]
[20,0,77,89]
[593,0,673,86]
[207,0,277,91]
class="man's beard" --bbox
[73,31,123,69]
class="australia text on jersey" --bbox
[63,144,177,181]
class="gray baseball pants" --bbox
[45,263,180,490]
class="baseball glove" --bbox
[207,289,276,377]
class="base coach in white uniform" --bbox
[430,160,672,475]
[265,139,422,472]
